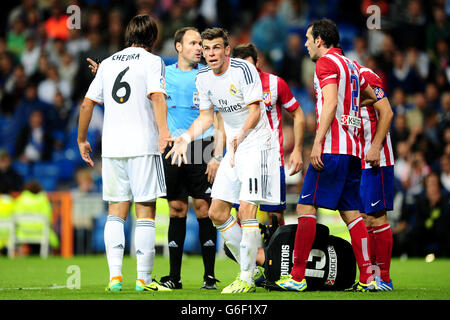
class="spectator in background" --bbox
[6,17,27,58]
[46,37,66,68]
[107,9,124,54]
[394,141,411,184]
[405,92,427,131]
[426,5,450,60]
[29,53,49,85]
[0,52,14,89]
[20,34,40,77]
[14,110,54,163]
[425,82,441,111]
[12,81,49,134]
[44,2,69,41]
[390,87,412,115]
[389,49,424,96]
[440,154,450,194]
[45,91,71,133]
[37,64,71,105]
[251,0,288,70]
[277,0,308,29]
[280,32,303,88]
[58,51,78,89]
[402,150,431,197]
[390,113,410,151]
[74,30,109,101]
[0,148,24,193]
[406,46,430,81]
[346,36,368,66]
[441,92,450,127]
[409,172,450,257]
[4,64,28,108]
[66,28,90,61]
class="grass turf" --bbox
[0,255,449,300]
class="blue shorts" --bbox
[233,166,286,212]
[359,165,394,214]
[298,154,361,211]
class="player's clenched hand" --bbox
[78,141,94,168]
[365,145,380,167]
[288,148,303,176]
[310,142,324,171]
[87,58,99,75]
[205,157,220,183]
[165,136,188,167]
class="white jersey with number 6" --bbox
[85,46,166,158]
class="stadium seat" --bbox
[31,162,61,191]
[12,161,31,182]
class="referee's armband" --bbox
[373,87,386,101]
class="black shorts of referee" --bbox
[162,136,214,200]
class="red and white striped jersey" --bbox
[259,68,300,166]
[313,48,368,158]
[354,63,395,169]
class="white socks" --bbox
[104,215,156,285]
[104,215,125,280]
[217,216,260,284]
[239,219,259,284]
[135,218,156,285]
[217,216,242,264]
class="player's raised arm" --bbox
[365,94,394,167]
[311,83,338,170]
[77,98,96,168]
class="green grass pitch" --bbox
[0,255,449,300]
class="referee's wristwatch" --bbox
[213,154,223,162]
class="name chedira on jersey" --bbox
[111,53,141,62]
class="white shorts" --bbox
[211,148,280,205]
[102,154,166,202]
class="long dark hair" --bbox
[125,14,158,50]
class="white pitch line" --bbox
[0,284,67,291]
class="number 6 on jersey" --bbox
[112,66,131,104]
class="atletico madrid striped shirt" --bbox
[354,62,395,169]
[258,68,300,166]
[313,48,368,158]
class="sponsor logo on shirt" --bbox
[340,114,361,128]
[160,77,165,89]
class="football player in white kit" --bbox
[166,28,280,293]
[77,14,171,292]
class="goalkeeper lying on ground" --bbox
[224,217,356,291]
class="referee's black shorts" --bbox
[162,136,214,201]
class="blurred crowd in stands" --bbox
[0,0,449,258]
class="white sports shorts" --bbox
[102,154,166,202]
[211,147,280,205]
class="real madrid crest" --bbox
[229,84,237,95]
